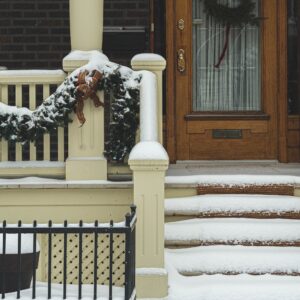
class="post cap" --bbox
[131,53,166,71]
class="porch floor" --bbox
[167,161,300,177]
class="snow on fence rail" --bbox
[0,70,66,178]
[0,206,136,300]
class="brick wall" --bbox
[104,0,148,27]
[0,0,149,70]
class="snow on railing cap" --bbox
[129,141,169,162]
[64,50,108,62]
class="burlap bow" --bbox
[74,70,104,125]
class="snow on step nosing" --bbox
[165,218,300,245]
[165,174,300,186]
[165,194,300,215]
[166,273,300,300]
[166,245,300,275]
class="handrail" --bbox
[129,70,168,161]
[138,71,158,142]
[0,70,66,84]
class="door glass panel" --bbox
[192,0,261,111]
[288,0,300,114]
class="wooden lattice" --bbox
[39,233,126,287]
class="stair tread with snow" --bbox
[166,245,300,276]
[165,190,300,295]
[165,218,300,247]
[168,273,300,300]
[165,194,300,219]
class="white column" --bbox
[63,1,107,180]
[69,0,104,51]
[131,54,166,144]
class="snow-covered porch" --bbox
[168,161,300,177]
[1,0,300,299]
[0,0,169,298]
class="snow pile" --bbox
[0,234,40,254]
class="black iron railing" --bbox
[0,206,136,300]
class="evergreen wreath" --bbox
[0,57,142,163]
[204,0,261,68]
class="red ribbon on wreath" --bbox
[214,23,231,68]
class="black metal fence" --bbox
[0,206,136,300]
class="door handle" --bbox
[177,49,186,73]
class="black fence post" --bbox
[1,220,6,299]
[63,220,68,300]
[78,221,83,300]
[124,213,132,300]
[93,220,98,300]
[48,220,52,300]
[109,220,114,300]
[32,221,37,299]
[17,221,22,299]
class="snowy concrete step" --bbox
[166,272,300,300]
[166,175,300,196]
[165,194,300,219]
[165,218,300,247]
[166,246,300,276]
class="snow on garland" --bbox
[0,54,142,163]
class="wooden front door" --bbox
[166,0,287,161]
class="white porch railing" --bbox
[0,52,168,298]
[0,70,66,178]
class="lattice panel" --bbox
[39,233,125,287]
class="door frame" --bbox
[165,0,288,162]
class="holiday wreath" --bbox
[0,55,142,163]
[203,0,261,68]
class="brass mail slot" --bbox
[212,129,243,139]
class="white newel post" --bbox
[131,54,166,144]
[63,0,107,180]
[129,158,169,299]
[129,70,169,298]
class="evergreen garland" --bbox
[204,0,260,27]
[0,58,141,163]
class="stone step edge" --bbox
[165,240,300,248]
[165,211,300,219]
[180,271,300,276]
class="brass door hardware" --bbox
[177,49,186,73]
[178,19,185,30]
